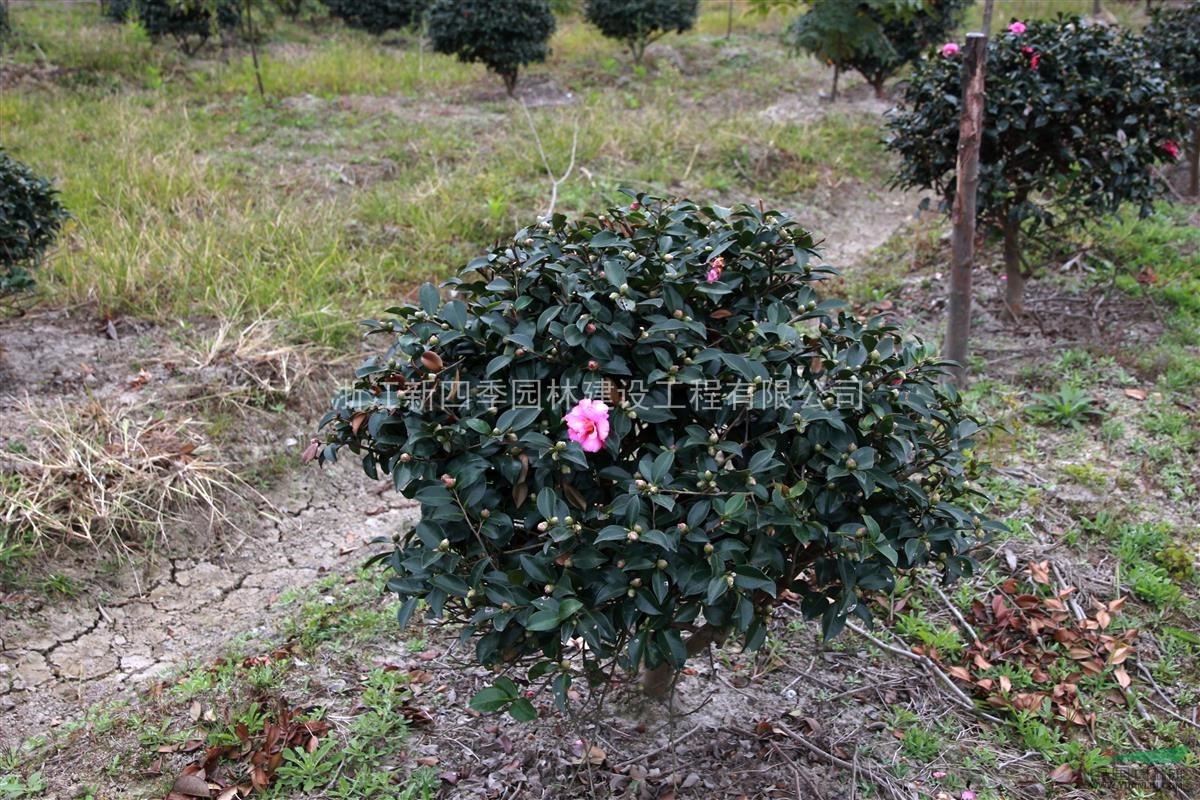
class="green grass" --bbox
[1,569,435,800]
[1,3,888,345]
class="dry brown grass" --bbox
[1,397,246,554]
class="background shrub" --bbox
[103,0,135,22]
[105,0,241,53]
[314,195,994,709]
[584,0,699,66]
[323,0,426,34]
[1144,0,1200,195]
[427,0,555,96]
[0,151,69,298]
[849,0,968,98]
[271,0,327,20]
[887,17,1186,314]
[786,0,956,100]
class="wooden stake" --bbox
[942,32,988,386]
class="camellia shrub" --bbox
[787,0,967,99]
[888,18,1186,315]
[313,194,995,712]
[105,0,241,54]
[323,0,427,34]
[1144,1,1200,196]
[0,150,69,298]
[427,0,555,96]
[583,0,699,66]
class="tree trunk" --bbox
[942,33,988,387]
[871,77,885,100]
[725,0,734,39]
[829,64,839,102]
[1003,216,1026,318]
[641,625,727,698]
[502,70,518,98]
[244,0,265,101]
[1190,123,1199,198]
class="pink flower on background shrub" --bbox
[1163,140,1181,159]
[1021,46,1040,70]
[1008,21,1026,34]
[706,256,725,283]
[941,42,960,57]
[564,398,610,453]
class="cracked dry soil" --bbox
[0,309,418,751]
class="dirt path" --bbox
[0,310,418,750]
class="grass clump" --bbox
[0,398,241,559]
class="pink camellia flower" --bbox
[630,202,641,210]
[1163,140,1182,159]
[941,42,960,57]
[961,791,977,800]
[1008,20,1026,34]
[1021,46,1040,70]
[564,398,610,453]
[706,256,725,284]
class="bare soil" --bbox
[0,309,418,750]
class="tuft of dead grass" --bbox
[1,397,246,555]
[183,316,337,402]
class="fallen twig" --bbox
[847,621,1005,725]
[519,101,580,218]
[920,575,981,645]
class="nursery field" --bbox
[1,2,1199,800]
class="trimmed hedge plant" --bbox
[313,194,995,712]
[427,0,555,96]
[888,17,1186,315]
[1,151,68,299]
[584,0,699,66]
[323,0,427,34]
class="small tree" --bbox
[854,0,968,98]
[888,18,1186,316]
[0,151,68,300]
[312,194,995,709]
[787,0,963,100]
[583,0,699,66]
[427,0,555,96]
[1144,1,1200,196]
[105,0,241,54]
[323,0,426,34]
